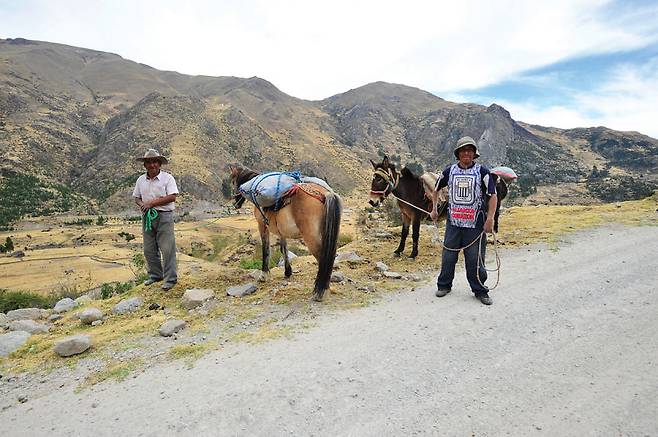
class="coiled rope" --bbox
[143,208,158,232]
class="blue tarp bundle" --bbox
[239,171,302,209]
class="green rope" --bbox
[143,208,158,232]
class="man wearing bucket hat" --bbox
[132,148,179,290]
[430,136,497,305]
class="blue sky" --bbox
[2,0,658,137]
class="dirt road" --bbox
[1,225,657,436]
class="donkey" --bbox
[369,156,509,257]
[369,156,446,258]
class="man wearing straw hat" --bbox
[132,148,179,290]
[430,136,497,305]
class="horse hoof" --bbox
[393,252,401,257]
[409,253,418,259]
[311,294,323,302]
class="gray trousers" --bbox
[142,211,177,285]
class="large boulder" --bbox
[0,331,31,357]
[79,308,103,325]
[158,320,187,337]
[112,297,143,315]
[6,308,44,321]
[8,320,49,334]
[54,335,91,357]
[54,298,78,314]
[181,288,215,309]
[0,312,7,328]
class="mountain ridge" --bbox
[1,38,656,225]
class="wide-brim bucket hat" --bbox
[136,148,168,164]
[453,136,480,159]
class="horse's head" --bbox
[369,156,399,207]
[228,164,258,209]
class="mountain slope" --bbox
[1,37,656,222]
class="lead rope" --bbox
[387,193,501,290]
[143,208,158,232]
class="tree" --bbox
[5,236,14,252]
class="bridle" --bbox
[370,167,400,197]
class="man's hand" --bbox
[139,201,151,214]
[484,217,494,234]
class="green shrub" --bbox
[100,281,134,299]
[0,289,55,313]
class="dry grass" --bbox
[1,194,656,383]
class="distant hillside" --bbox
[1,38,656,226]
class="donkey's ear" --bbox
[382,155,390,167]
[369,159,378,169]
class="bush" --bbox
[0,289,55,313]
[100,281,134,299]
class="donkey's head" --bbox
[369,156,398,207]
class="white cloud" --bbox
[1,0,658,136]
[493,58,658,138]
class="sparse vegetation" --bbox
[0,289,54,313]
[0,171,83,228]
[100,281,134,299]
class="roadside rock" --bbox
[8,320,49,334]
[331,272,346,283]
[277,251,298,267]
[158,320,187,337]
[181,288,215,308]
[6,308,43,321]
[226,283,257,298]
[375,262,389,272]
[112,297,143,315]
[91,320,103,327]
[54,298,78,313]
[335,251,363,264]
[383,271,403,279]
[75,295,92,305]
[54,335,91,357]
[248,270,267,282]
[0,313,7,328]
[48,314,63,322]
[0,331,31,357]
[79,308,103,325]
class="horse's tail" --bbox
[313,191,342,301]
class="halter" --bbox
[370,167,399,197]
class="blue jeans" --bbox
[437,220,488,295]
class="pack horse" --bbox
[230,166,342,302]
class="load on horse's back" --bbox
[230,165,342,302]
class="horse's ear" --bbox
[369,159,378,169]
[382,155,390,167]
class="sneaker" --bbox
[435,287,451,297]
[161,282,176,290]
[476,293,493,305]
[143,278,162,286]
